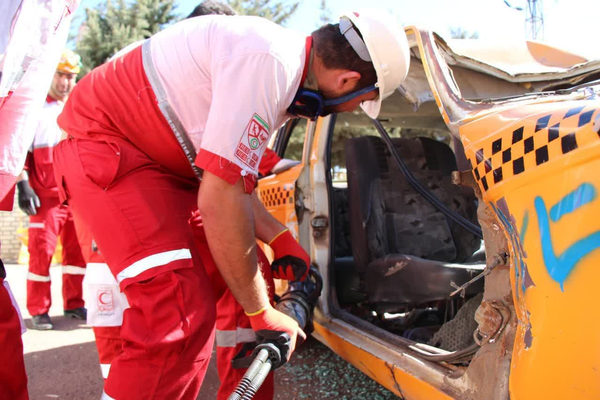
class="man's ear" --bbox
[336,70,361,92]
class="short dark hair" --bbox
[187,0,237,19]
[311,23,377,90]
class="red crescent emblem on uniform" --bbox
[99,292,111,305]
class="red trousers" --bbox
[80,215,276,398]
[93,326,123,379]
[55,136,275,399]
[26,196,85,316]
[0,277,29,400]
[54,137,216,399]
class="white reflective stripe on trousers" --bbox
[87,262,109,268]
[3,281,26,334]
[101,390,115,400]
[62,265,86,275]
[116,248,192,283]
[100,363,111,379]
[28,222,45,229]
[215,327,257,348]
[27,271,51,282]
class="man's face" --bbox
[49,70,77,101]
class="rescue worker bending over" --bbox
[75,3,305,397]
[53,9,409,399]
[17,50,87,330]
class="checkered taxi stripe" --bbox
[468,106,600,192]
[258,186,294,208]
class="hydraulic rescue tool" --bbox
[228,266,323,400]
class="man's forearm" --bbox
[198,173,270,314]
[252,192,287,244]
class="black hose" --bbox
[371,119,483,239]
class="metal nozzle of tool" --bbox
[228,266,323,400]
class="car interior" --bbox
[267,34,600,369]
[326,91,487,355]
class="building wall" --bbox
[0,191,29,263]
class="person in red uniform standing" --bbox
[53,10,409,399]
[17,49,87,330]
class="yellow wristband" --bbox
[268,228,289,246]
[245,306,269,317]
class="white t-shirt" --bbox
[25,97,63,197]
[148,15,306,180]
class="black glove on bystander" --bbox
[17,180,41,216]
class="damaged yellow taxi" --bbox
[258,27,600,400]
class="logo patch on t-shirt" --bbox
[235,113,270,169]
[97,289,114,313]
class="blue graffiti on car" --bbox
[535,183,600,291]
[493,199,531,298]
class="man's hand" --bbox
[17,180,40,216]
[246,304,306,362]
[269,229,310,281]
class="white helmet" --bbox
[339,9,410,119]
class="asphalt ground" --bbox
[6,263,395,399]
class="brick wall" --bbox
[0,190,29,263]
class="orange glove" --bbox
[246,304,306,362]
[268,229,310,281]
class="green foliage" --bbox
[330,125,380,170]
[75,0,177,76]
[329,124,446,172]
[140,0,177,35]
[318,0,332,28]
[76,0,299,75]
[281,118,446,182]
[227,0,299,25]
[449,27,479,39]
[283,119,307,161]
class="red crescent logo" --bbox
[98,292,111,305]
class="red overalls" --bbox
[25,96,86,317]
[0,263,29,400]
[54,45,276,399]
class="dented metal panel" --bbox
[312,321,454,400]
[460,100,600,399]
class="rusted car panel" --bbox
[421,25,600,399]
[258,27,600,399]
[313,321,454,400]
[461,101,600,399]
